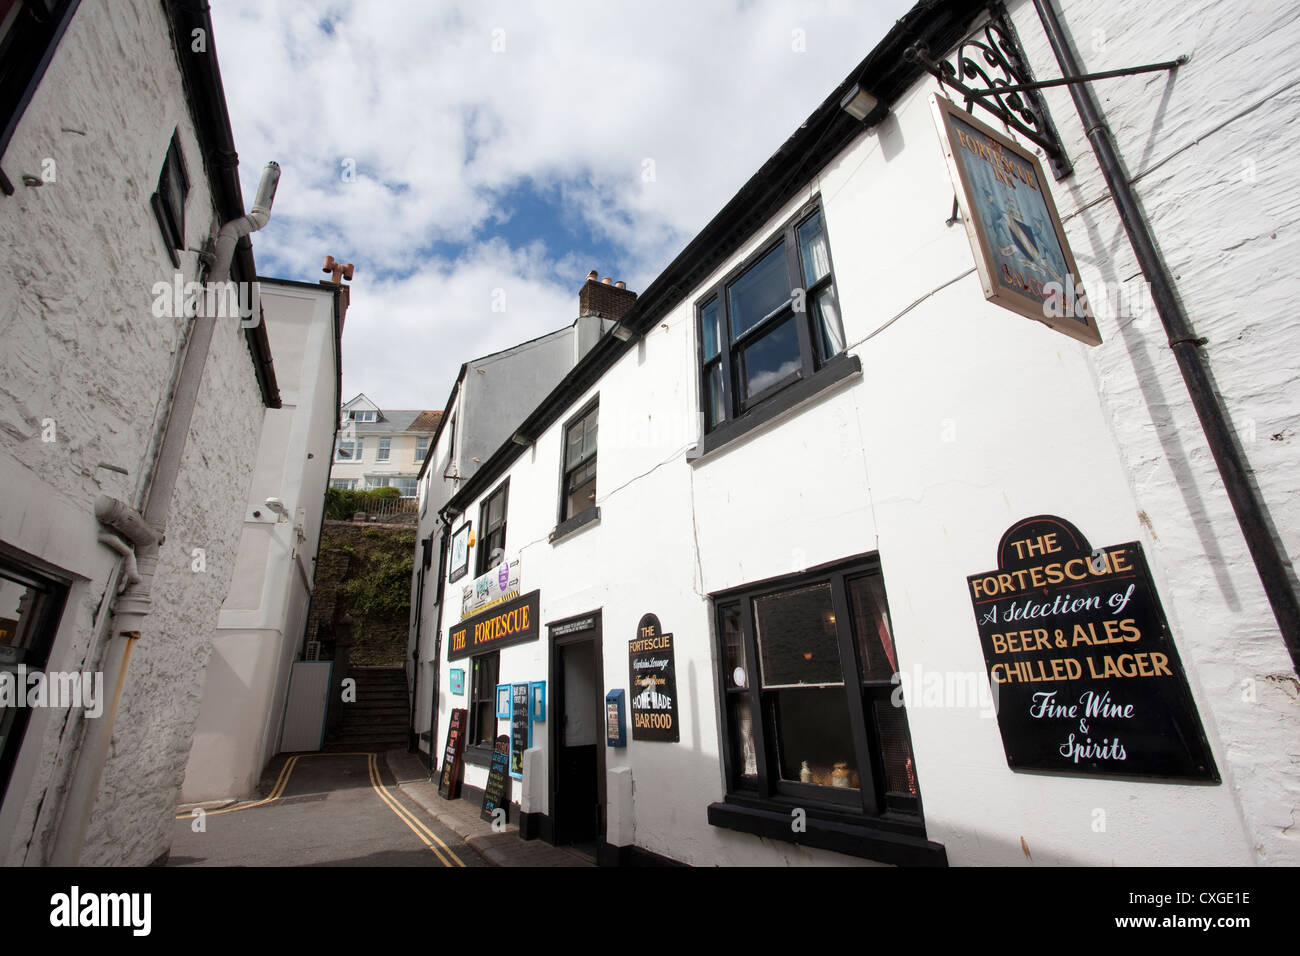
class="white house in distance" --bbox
[414,0,1299,867]
[181,277,346,804]
[330,394,441,498]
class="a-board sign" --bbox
[510,682,529,779]
[967,515,1217,781]
[629,613,679,742]
[438,708,468,799]
[481,734,510,823]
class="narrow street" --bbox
[168,751,484,868]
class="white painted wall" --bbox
[181,283,339,803]
[424,0,1297,866]
[0,0,269,865]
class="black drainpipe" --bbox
[1033,0,1300,675]
[426,517,451,777]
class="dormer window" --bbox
[349,410,377,422]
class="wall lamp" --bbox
[611,322,635,342]
[840,83,886,125]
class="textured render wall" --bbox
[1007,0,1300,864]
[82,316,262,865]
[0,0,264,865]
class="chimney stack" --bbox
[578,269,637,324]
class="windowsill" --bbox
[549,505,600,544]
[463,744,495,768]
[689,353,861,464]
[707,795,946,866]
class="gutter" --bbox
[164,0,280,409]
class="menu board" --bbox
[510,682,529,779]
[629,613,679,742]
[480,734,510,823]
[967,515,1217,781]
[438,708,467,799]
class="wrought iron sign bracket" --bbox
[907,3,1186,185]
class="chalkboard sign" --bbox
[967,515,1217,781]
[510,682,529,779]
[481,734,510,823]
[438,708,468,799]
[629,613,679,742]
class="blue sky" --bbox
[209,0,915,409]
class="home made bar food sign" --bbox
[967,515,1217,782]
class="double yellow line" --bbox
[176,751,465,867]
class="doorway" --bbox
[549,612,604,852]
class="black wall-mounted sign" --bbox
[438,708,467,799]
[629,613,679,742]
[510,682,529,778]
[448,589,540,661]
[481,734,510,823]
[967,515,1217,782]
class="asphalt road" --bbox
[168,750,486,867]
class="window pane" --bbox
[847,575,898,682]
[565,469,596,519]
[487,490,504,529]
[0,572,49,656]
[700,298,720,361]
[741,314,801,400]
[753,582,842,687]
[721,604,746,689]
[566,409,597,469]
[704,362,725,429]
[377,437,390,460]
[813,287,845,361]
[769,686,858,789]
[797,211,831,287]
[873,700,919,795]
[729,694,758,781]
[728,243,790,340]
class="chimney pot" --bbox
[602,276,612,285]
[586,270,599,282]
[614,280,626,289]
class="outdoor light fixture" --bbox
[840,83,882,123]
[510,431,531,447]
[611,323,634,342]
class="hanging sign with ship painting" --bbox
[931,93,1101,346]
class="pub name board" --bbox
[448,590,540,661]
[967,515,1217,782]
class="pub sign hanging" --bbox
[967,515,1217,782]
[931,93,1102,347]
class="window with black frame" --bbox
[476,479,508,575]
[698,202,845,433]
[468,651,500,748]
[714,559,921,828]
[150,131,188,267]
[559,400,597,523]
[0,553,69,801]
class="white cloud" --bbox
[210,0,914,408]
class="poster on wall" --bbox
[448,521,471,583]
[461,557,521,619]
[628,613,679,742]
[510,682,529,779]
[930,93,1101,347]
[967,515,1217,781]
